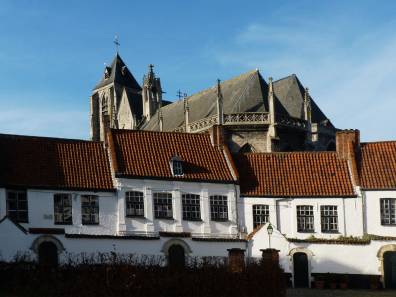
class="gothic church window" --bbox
[101,97,108,115]
[153,192,173,219]
[54,194,72,225]
[297,205,314,232]
[126,191,144,217]
[81,195,99,225]
[210,195,228,221]
[182,193,201,221]
[252,205,269,228]
[381,198,396,225]
[6,189,28,223]
[320,205,338,232]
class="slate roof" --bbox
[142,70,332,131]
[0,134,114,191]
[234,152,355,197]
[108,129,236,183]
[142,70,267,131]
[94,54,142,90]
[273,75,332,126]
[360,141,396,190]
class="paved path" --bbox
[287,289,396,297]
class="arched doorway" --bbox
[38,241,58,267]
[384,252,396,289]
[168,244,185,269]
[293,252,309,288]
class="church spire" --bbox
[142,64,162,121]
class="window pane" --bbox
[210,195,228,221]
[126,191,144,217]
[320,205,338,232]
[381,198,396,225]
[253,205,269,229]
[6,190,28,223]
[297,205,314,232]
[81,195,99,225]
[182,193,201,220]
[153,192,173,219]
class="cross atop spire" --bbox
[114,35,120,53]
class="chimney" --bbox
[336,129,361,185]
[209,124,225,148]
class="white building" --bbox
[240,130,396,289]
[1,128,396,288]
[0,128,244,266]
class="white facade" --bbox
[244,191,396,288]
[0,178,243,262]
[240,196,364,238]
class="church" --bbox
[90,54,337,153]
[1,53,396,289]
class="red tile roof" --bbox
[234,152,355,197]
[360,141,396,190]
[0,134,114,191]
[108,129,235,183]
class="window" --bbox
[252,205,269,229]
[380,198,396,225]
[210,195,228,221]
[81,195,99,225]
[54,194,72,225]
[170,156,183,176]
[320,205,338,232]
[297,205,314,232]
[126,191,144,217]
[6,190,28,223]
[182,193,201,221]
[153,192,173,219]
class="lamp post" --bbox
[267,222,274,249]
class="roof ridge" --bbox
[110,128,209,137]
[241,151,338,156]
[273,74,297,83]
[361,140,396,145]
[0,133,100,143]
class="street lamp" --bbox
[267,222,274,249]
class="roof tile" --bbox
[234,152,355,197]
[109,129,235,182]
[0,134,114,191]
[360,141,396,190]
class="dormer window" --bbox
[104,66,111,79]
[170,156,184,176]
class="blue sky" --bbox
[0,0,395,141]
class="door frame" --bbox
[289,248,314,288]
[378,244,396,288]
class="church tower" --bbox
[142,64,162,121]
[90,54,143,141]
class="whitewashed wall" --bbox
[364,190,396,236]
[116,178,238,235]
[239,196,364,239]
[249,222,396,285]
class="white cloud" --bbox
[210,22,396,141]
